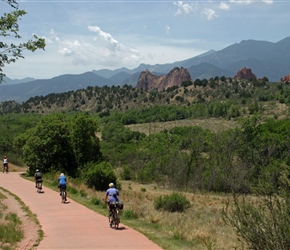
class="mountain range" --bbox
[1,37,290,102]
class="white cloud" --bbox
[46,26,143,68]
[219,2,230,10]
[262,0,273,4]
[165,25,170,35]
[49,29,59,42]
[229,0,273,4]
[203,8,218,20]
[174,0,272,20]
[58,47,74,57]
[229,0,252,4]
[88,26,120,50]
[174,1,197,15]
[87,25,142,66]
[174,1,218,20]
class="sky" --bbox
[1,0,289,80]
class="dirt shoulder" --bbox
[0,162,41,250]
[0,188,41,250]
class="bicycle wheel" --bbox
[61,190,65,203]
[108,210,112,227]
[115,209,120,229]
[112,213,116,229]
[111,210,119,229]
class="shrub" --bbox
[79,190,87,197]
[67,187,78,194]
[90,197,101,206]
[154,192,191,212]
[122,209,137,219]
[222,167,290,249]
[120,165,132,180]
[81,162,117,191]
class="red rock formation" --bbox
[136,67,191,91]
[280,74,290,83]
[234,67,257,80]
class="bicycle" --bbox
[108,202,121,229]
[36,180,42,193]
[60,186,66,203]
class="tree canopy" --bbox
[0,0,45,82]
[14,113,102,177]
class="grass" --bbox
[126,118,240,135]
[0,191,23,250]
[21,172,243,250]
[0,187,43,250]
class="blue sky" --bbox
[1,0,289,79]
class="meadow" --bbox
[31,171,243,250]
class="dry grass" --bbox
[0,161,28,173]
[126,118,239,135]
[120,184,243,249]
[129,183,242,249]
[64,180,243,250]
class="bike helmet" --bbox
[109,183,114,188]
[60,173,64,176]
[4,156,7,158]
[36,169,39,172]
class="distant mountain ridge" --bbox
[1,37,290,102]
[1,72,114,102]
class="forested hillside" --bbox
[1,77,290,121]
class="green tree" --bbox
[69,113,102,167]
[20,113,75,175]
[101,121,135,145]
[15,113,101,177]
[0,0,45,82]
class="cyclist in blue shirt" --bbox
[105,182,119,203]
[105,183,119,222]
[58,173,67,201]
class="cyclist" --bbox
[3,156,8,173]
[104,183,119,222]
[58,173,67,201]
[34,169,42,190]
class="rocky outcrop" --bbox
[135,70,160,91]
[280,74,290,83]
[234,67,257,80]
[136,67,192,91]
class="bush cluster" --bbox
[154,192,191,212]
[81,162,117,191]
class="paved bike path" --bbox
[0,172,163,250]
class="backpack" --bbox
[119,201,124,210]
